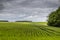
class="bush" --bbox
[47,7,60,27]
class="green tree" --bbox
[47,7,60,27]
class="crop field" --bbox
[0,22,60,40]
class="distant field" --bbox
[0,22,60,40]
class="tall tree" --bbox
[47,7,60,27]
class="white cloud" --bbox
[0,0,59,22]
[0,7,57,22]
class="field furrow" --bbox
[0,22,60,40]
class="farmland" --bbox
[0,22,60,40]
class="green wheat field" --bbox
[0,22,60,40]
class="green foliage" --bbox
[47,7,60,27]
[0,20,8,22]
[16,21,32,22]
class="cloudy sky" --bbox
[0,0,60,22]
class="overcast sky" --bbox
[0,0,60,22]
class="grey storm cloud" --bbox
[19,0,59,8]
[0,0,60,9]
[0,0,60,22]
[0,0,13,10]
[0,3,4,10]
